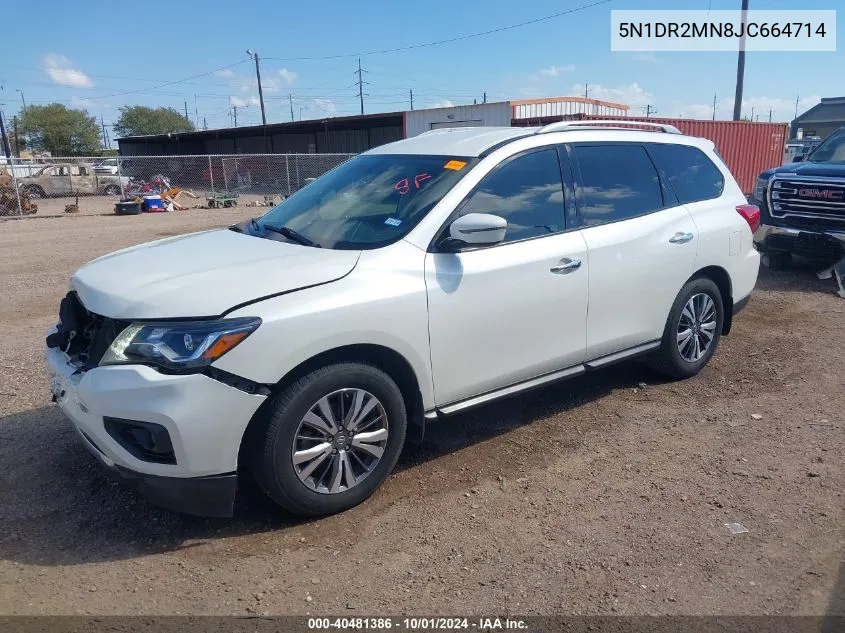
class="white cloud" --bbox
[43,54,92,87]
[277,68,297,85]
[631,52,658,63]
[214,68,234,77]
[670,95,820,122]
[229,95,260,107]
[577,82,654,108]
[313,99,337,113]
[539,64,575,77]
[429,100,455,108]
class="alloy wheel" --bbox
[291,388,389,494]
[677,292,717,362]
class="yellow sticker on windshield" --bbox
[443,160,467,170]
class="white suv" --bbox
[45,122,760,517]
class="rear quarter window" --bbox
[649,144,725,204]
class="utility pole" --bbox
[233,105,238,127]
[584,81,589,98]
[0,110,11,159]
[645,104,656,117]
[356,58,368,115]
[16,89,26,111]
[246,50,267,125]
[289,94,294,122]
[732,0,750,121]
[203,117,207,130]
[184,100,189,121]
[712,94,717,120]
[750,106,756,121]
[794,93,800,119]
[410,89,414,111]
[768,108,772,123]
[483,91,487,104]
[13,115,20,156]
[194,94,199,128]
[299,107,303,121]
[101,114,109,149]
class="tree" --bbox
[18,104,102,155]
[113,106,195,138]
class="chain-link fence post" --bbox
[116,155,124,198]
[285,155,291,196]
[208,155,214,194]
[10,156,24,218]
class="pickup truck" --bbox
[752,126,845,265]
[17,163,129,198]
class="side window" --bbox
[649,144,725,203]
[573,144,664,227]
[458,149,564,243]
[70,165,81,176]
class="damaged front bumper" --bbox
[754,223,845,258]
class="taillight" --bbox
[736,204,761,233]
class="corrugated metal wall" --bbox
[513,114,788,194]
[405,102,512,137]
[513,100,628,120]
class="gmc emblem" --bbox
[799,188,844,200]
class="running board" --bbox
[432,339,662,418]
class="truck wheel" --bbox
[648,277,724,379]
[103,185,121,196]
[24,185,46,199]
[250,362,407,516]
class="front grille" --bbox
[46,292,129,370]
[769,178,845,223]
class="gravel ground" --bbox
[19,193,272,218]
[0,211,843,616]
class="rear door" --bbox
[70,164,96,194]
[567,143,698,360]
[43,166,72,196]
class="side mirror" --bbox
[792,154,805,163]
[447,213,507,247]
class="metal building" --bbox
[117,112,404,156]
[404,102,513,137]
[791,96,845,141]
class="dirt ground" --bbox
[18,193,273,218]
[0,209,842,616]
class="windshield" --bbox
[243,154,476,249]
[807,129,845,163]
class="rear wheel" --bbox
[103,184,121,196]
[250,362,407,516]
[24,185,46,199]
[649,277,724,379]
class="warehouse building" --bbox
[116,96,630,156]
[791,96,845,141]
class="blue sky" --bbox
[1,0,841,137]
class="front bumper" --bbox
[44,343,267,517]
[754,223,845,258]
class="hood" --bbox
[766,161,845,179]
[71,229,360,319]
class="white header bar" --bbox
[611,10,836,52]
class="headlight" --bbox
[100,317,261,371]
[753,177,769,202]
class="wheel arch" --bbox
[691,265,734,335]
[238,343,425,472]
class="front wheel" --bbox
[649,277,724,379]
[103,184,121,196]
[249,362,407,516]
[24,185,46,199]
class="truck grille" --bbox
[769,178,845,222]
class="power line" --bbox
[264,0,613,61]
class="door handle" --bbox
[550,258,582,274]
[669,231,694,244]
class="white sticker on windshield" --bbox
[384,217,402,227]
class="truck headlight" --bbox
[753,177,769,202]
[100,317,261,371]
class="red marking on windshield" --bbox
[394,178,409,195]
[414,173,432,189]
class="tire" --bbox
[103,185,121,196]
[24,185,46,199]
[648,277,724,379]
[250,362,407,516]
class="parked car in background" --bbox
[18,163,129,198]
[753,126,845,265]
[93,158,119,175]
[45,122,759,518]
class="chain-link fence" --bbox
[0,153,355,218]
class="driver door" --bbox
[424,148,589,407]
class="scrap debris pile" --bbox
[0,168,37,216]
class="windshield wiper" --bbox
[250,217,261,231]
[263,224,321,248]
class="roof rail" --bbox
[537,120,682,134]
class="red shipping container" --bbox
[512,113,789,195]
